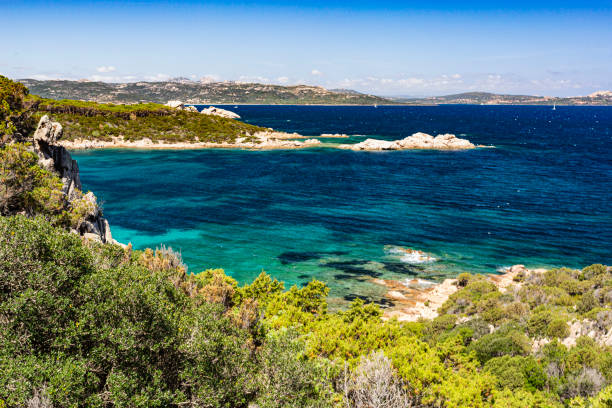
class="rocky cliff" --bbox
[32,115,115,244]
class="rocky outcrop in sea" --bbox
[338,132,476,151]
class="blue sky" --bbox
[1,0,611,96]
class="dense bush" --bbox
[0,143,64,217]
[0,216,262,407]
[484,355,546,391]
[0,75,34,140]
[0,143,93,229]
[470,324,531,363]
[2,76,612,405]
[1,214,611,407]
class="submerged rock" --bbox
[384,245,437,263]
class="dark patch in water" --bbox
[297,274,310,279]
[279,252,320,264]
[381,261,424,275]
[278,250,348,265]
[334,274,356,280]
[324,260,382,277]
[343,294,394,308]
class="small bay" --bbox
[72,105,612,302]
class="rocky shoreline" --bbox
[55,100,488,151]
[58,130,324,150]
[59,131,484,152]
[376,264,538,322]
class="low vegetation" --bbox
[1,213,611,407]
[29,95,265,143]
[2,75,612,407]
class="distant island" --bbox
[18,78,612,105]
[396,90,612,106]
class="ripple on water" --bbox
[72,105,612,302]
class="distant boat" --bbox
[374,104,378,108]
[552,103,556,110]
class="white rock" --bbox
[33,115,63,144]
[339,132,475,151]
[83,233,102,243]
[200,106,241,119]
[165,100,185,109]
[339,138,397,150]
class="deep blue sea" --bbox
[72,105,612,304]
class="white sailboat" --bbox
[552,103,556,110]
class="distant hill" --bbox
[17,79,612,106]
[392,91,612,106]
[18,79,394,105]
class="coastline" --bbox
[376,264,541,322]
[59,132,484,151]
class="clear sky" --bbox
[1,0,611,96]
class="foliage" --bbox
[4,75,612,407]
[340,351,411,408]
[30,96,266,144]
[0,216,257,407]
[0,143,64,217]
[1,214,611,407]
[484,355,546,391]
[0,143,95,229]
[253,329,334,408]
[469,324,531,363]
[0,75,34,140]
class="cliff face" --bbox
[32,115,115,244]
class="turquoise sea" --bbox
[72,105,612,304]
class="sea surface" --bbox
[72,105,612,304]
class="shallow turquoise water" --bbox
[72,105,612,303]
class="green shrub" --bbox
[253,329,334,408]
[547,318,570,339]
[440,278,498,315]
[577,291,598,314]
[491,388,562,407]
[0,143,65,217]
[581,264,608,281]
[0,215,256,407]
[0,75,34,139]
[590,384,612,408]
[484,355,546,391]
[470,324,531,363]
[528,309,554,338]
